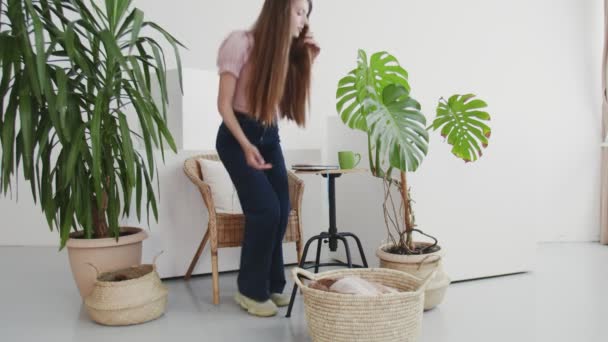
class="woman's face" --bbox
[290,0,310,38]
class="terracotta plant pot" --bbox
[376,242,451,310]
[66,227,148,298]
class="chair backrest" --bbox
[183,154,220,184]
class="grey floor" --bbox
[1,242,606,342]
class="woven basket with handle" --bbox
[84,252,168,326]
[292,267,435,342]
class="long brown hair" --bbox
[247,0,313,127]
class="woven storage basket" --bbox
[292,267,435,342]
[84,253,168,326]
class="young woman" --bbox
[215,0,320,317]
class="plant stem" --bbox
[400,171,415,251]
[383,177,401,247]
[92,177,110,238]
[367,133,375,176]
[92,196,108,238]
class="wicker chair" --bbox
[183,154,305,304]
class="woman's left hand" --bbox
[303,31,320,60]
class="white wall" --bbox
[526,0,603,242]
[318,0,602,243]
[134,0,603,243]
[128,0,603,240]
[0,0,603,280]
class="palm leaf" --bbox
[0,0,184,248]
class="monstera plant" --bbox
[336,49,492,255]
[0,0,183,297]
[336,49,491,310]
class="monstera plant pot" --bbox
[66,227,148,299]
[376,242,451,311]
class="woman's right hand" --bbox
[243,143,272,170]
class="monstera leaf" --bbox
[430,94,491,162]
[336,50,410,132]
[366,84,429,173]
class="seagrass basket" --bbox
[84,253,168,326]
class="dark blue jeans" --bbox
[215,112,290,301]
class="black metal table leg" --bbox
[285,234,322,318]
[326,175,338,251]
[314,237,323,273]
[340,232,369,268]
[285,172,369,318]
[336,235,353,268]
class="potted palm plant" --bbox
[0,0,183,298]
[336,50,492,309]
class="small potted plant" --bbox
[0,0,183,298]
[336,50,492,309]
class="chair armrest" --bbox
[287,171,305,213]
[183,162,217,220]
